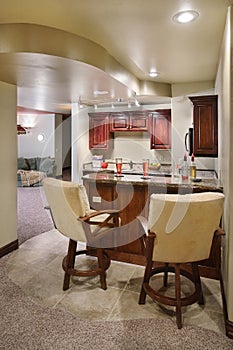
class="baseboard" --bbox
[226,320,233,338]
[0,239,18,258]
[220,272,233,338]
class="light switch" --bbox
[92,196,101,203]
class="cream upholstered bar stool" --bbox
[138,192,225,329]
[43,178,121,291]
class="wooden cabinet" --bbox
[89,113,113,149]
[189,95,218,157]
[110,111,149,131]
[150,109,171,149]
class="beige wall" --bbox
[215,6,233,321]
[0,81,17,248]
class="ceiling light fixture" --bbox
[93,90,109,95]
[149,70,159,78]
[172,10,199,24]
[17,124,27,135]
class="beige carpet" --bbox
[17,187,54,245]
[1,253,233,350]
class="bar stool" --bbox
[137,192,225,329]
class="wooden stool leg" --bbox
[97,248,107,290]
[63,239,77,291]
[163,263,169,287]
[175,264,182,329]
[139,256,155,304]
[192,262,204,305]
[139,234,155,305]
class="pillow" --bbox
[36,157,48,169]
[17,157,30,170]
[26,157,36,170]
[39,158,55,173]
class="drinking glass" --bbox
[142,158,149,178]
[115,158,123,176]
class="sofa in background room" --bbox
[17,156,57,187]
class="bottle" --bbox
[190,153,196,179]
[173,163,180,181]
[182,153,189,181]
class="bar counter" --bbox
[82,172,223,279]
[82,172,222,192]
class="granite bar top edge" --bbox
[82,173,223,192]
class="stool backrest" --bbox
[43,178,91,242]
[148,192,225,263]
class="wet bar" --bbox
[82,173,223,279]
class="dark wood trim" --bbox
[0,239,18,258]
[220,273,233,339]
[226,319,233,339]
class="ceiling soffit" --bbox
[0,23,170,100]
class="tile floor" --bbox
[6,229,225,334]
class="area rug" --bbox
[0,254,232,350]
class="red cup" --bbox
[142,159,149,177]
[115,158,122,176]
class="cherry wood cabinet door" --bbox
[150,109,171,149]
[129,112,149,131]
[110,113,129,131]
[110,111,149,131]
[189,95,218,157]
[89,113,112,149]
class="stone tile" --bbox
[19,268,68,307]
[201,277,222,297]
[57,285,123,320]
[101,261,137,290]
[204,292,223,313]
[184,305,225,334]
[7,232,226,336]
[7,247,58,269]
[21,229,69,255]
[42,255,65,278]
[108,289,175,322]
[125,264,145,293]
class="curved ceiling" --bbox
[0,0,232,113]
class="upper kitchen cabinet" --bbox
[189,95,218,157]
[89,113,113,150]
[150,109,171,149]
[110,111,149,131]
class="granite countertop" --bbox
[82,173,223,192]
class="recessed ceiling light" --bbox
[172,10,199,24]
[93,90,109,95]
[149,70,159,78]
